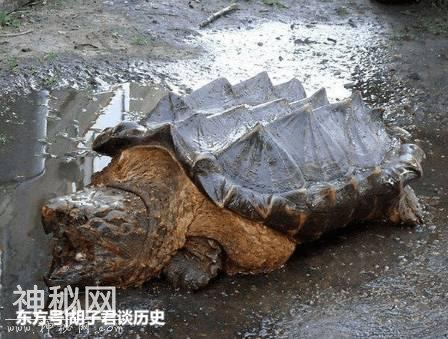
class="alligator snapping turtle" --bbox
[42,72,424,289]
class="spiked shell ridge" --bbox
[93,72,424,234]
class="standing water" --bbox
[0,84,166,337]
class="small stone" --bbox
[408,72,421,81]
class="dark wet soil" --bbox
[0,0,435,93]
[1,0,448,338]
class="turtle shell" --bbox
[93,72,424,235]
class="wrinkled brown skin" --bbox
[42,145,422,289]
[42,146,297,289]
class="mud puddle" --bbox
[148,19,387,100]
[0,83,166,337]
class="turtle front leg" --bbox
[163,237,223,290]
[42,146,297,289]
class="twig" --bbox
[199,3,239,29]
[0,29,34,38]
[7,0,36,14]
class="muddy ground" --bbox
[1,0,448,337]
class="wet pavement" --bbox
[1,0,448,338]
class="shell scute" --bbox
[93,73,424,231]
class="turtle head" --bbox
[42,146,194,288]
[42,186,168,287]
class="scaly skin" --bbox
[42,146,296,288]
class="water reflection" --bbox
[0,83,166,335]
[0,91,49,183]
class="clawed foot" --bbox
[163,237,223,290]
